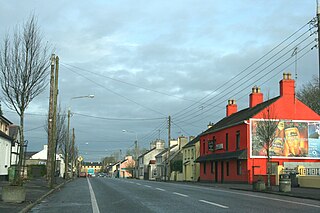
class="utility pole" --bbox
[51,56,59,186]
[47,54,55,188]
[71,128,75,178]
[167,115,171,181]
[317,1,320,89]
[65,109,70,179]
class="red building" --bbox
[196,73,320,184]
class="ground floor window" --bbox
[211,161,214,174]
[237,160,242,175]
[226,161,229,176]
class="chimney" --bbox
[280,72,295,97]
[249,86,263,108]
[207,122,213,129]
[226,99,237,116]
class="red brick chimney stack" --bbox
[226,99,237,116]
[280,72,295,97]
[249,86,263,108]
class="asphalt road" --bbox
[30,177,320,213]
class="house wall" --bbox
[200,123,248,183]
[0,138,11,178]
[182,141,200,182]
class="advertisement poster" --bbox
[251,120,320,158]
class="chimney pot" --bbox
[226,99,237,116]
[280,72,295,97]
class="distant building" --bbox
[25,145,65,178]
[81,161,102,175]
[137,139,165,180]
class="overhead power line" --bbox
[62,64,166,116]
[172,18,316,119]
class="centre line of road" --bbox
[199,200,229,209]
[87,178,101,213]
[156,188,165,191]
[144,185,152,188]
[136,183,141,186]
[173,192,189,197]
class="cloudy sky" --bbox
[0,0,318,161]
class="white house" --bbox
[28,145,65,178]
[138,139,165,180]
[0,115,13,181]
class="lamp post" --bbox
[122,129,138,178]
[65,94,94,179]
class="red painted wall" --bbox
[199,76,320,184]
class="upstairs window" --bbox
[236,131,240,150]
[225,133,229,151]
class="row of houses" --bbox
[111,73,320,186]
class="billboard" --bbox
[251,119,320,159]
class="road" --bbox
[30,177,320,213]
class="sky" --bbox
[0,0,318,162]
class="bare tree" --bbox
[297,76,320,115]
[0,15,51,185]
[254,107,279,189]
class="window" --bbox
[184,150,187,160]
[225,133,229,151]
[226,162,229,176]
[191,148,194,159]
[211,161,214,174]
[203,162,206,174]
[236,131,240,150]
[237,160,242,175]
[202,140,206,154]
[188,150,190,159]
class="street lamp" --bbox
[122,129,139,178]
[66,94,94,179]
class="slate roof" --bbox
[25,151,38,159]
[183,135,200,148]
[82,162,102,166]
[0,130,13,141]
[201,96,280,136]
[155,144,178,158]
[138,147,156,158]
[195,149,247,162]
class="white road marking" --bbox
[128,181,134,184]
[136,183,141,186]
[199,199,229,209]
[144,185,152,188]
[173,192,189,197]
[182,184,320,209]
[156,188,165,191]
[87,178,101,213]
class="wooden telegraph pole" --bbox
[47,54,55,188]
[71,128,75,178]
[167,116,171,181]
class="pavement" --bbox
[0,178,319,213]
[0,177,70,213]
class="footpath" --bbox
[0,177,70,213]
[0,178,319,213]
